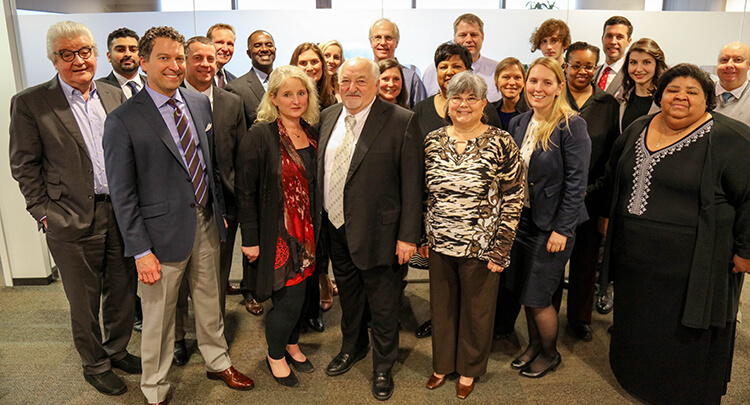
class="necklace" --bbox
[656,119,686,148]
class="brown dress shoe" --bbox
[456,380,474,399]
[207,366,255,390]
[243,299,264,316]
[426,374,445,390]
[319,274,333,311]
[226,283,242,295]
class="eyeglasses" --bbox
[56,47,93,62]
[370,35,395,44]
[448,96,481,105]
[567,64,596,72]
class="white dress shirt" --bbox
[184,80,214,109]
[113,70,143,98]
[596,57,625,91]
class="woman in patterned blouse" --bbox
[420,71,524,399]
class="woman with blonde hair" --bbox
[505,57,591,378]
[320,39,345,103]
[236,65,320,387]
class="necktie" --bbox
[126,81,138,98]
[328,115,356,228]
[721,91,734,105]
[217,70,225,89]
[598,66,611,91]
[167,99,208,207]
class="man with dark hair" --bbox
[369,18,426,108]
[561,41,620,342]
[594,16,633,95]
[98,27,145,99]
[206,23,237,87]
[224,29,275,316]
[422,13,501,102]
[10,20,139,396]
[172,35,246,366]
[103,26,254,405]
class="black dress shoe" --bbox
[306,317,324,333]
[372,371,394,401]
[415,320,432,338]
[285,351,315,373]
[570,322,593,342]
[266,358,299,387]
[325,347,369,376]
[173,339,189,366]
[519,353,562,378]
[493,328,514,340]
[84,370,127,396]
[111,353,142,374]
[596,282,614,314]
[510,352,539,370]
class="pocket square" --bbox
[205,122,212,131]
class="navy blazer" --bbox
[103,88,226,262]
[508,111,591,237]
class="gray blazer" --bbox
[595,64,625,96]
[9,76,125,240]
[212,85,246,219]
[225,69,266,127]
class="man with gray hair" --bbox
[715,41,750,127]
[317,57,423,400]
[9,20,139,396]
[422,13,501,102]
[369,18,426,108]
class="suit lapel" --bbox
[248,72,266,102]
[97,83,123,113]
[212,86,226,131]
[181,89,213,176]
[133,89,188,172]
[46,77,91,159]
[347,99,387,182]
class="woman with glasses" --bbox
[421,71,524,399]
[505,57,591,378]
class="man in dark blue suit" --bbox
[103,26,253,405]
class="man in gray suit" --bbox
[103,26,254,405]
[594,16,633,96]
[173,36,247,365]
[715,42,750,127]
[9,20,139,396]
[98,27,145,99]
[224,29,276,316]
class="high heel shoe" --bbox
[266,358,299,387]
[519,353,561,378]
[285,351,315,373]
[510,352,539,370]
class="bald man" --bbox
[715,42,750,127]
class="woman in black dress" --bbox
[236,65,320,387]
[616,38,667,132]
[600,64,750,404]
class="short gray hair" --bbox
[46,21,98,63]
[445,70,487,100]
[338,57,380,84]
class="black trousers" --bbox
[565,217,601,324]
[45,200,137,375]
[327,218,401,373]
[266,280,307,359]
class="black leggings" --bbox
[266,280,307,359]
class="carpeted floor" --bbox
[1,261,749,404]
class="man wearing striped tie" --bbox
[715,42,750,127]
[103,26,253,405]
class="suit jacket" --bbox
[595,64,625,96]
[316,99,424,270]
[211,86,246,220]
[97,71,147,96]
[103,88,226,262]
[224,69,237,83]
[508,111,591,237]
[225,69,265,127]
[9,76,125,241]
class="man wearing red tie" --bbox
[594,16,633,96]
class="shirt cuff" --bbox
[134,249,152,260]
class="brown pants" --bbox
[429,249,500,377]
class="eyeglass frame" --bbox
[448,95,482,106]
[565,63,597,72]
[56,47,94,63]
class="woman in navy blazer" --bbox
[505,57,591,378]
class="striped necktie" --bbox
[167,99,208,207]
[217,70,225,89]
[328,115,356,228]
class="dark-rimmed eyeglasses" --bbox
[56,47,93,62]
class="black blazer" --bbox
[104,88,226,261]
[508,111,591,237]
[225,69,266,127]
[9,76,125,240]
[316,99,424,270]
[97,72,147,95]
[492,92,530,131]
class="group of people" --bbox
[8,10,750,405]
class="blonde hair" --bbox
[256,65,320,126]
[525,57,577,151]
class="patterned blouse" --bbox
[424,126,525,268]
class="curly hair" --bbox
[139,26,185,60]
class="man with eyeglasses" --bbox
[559,41,619,342]
[98,27,145,99]
[369,18,426,108]
[9,21,139,396]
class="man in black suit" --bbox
[98,27,145,99]
[9,20,139,396]
[317,57,423,401]
[103,26,254,405]
[224,29,276,316]
[173,36,246,365]
[206,23,237,88]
